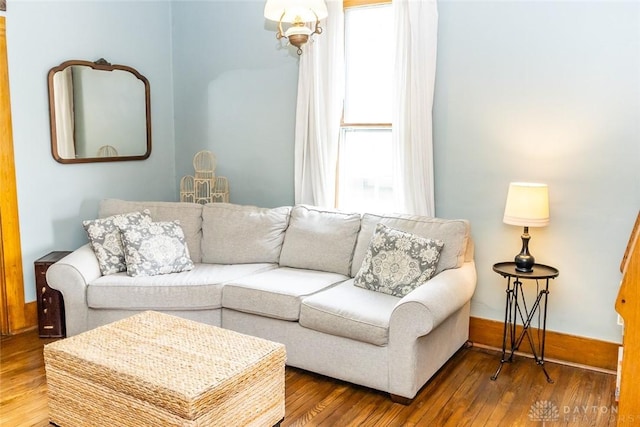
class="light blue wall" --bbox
[5,0,639,343]
[434,0,639,342]
[6,1,176,302]
[171,1,298,208]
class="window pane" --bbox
[337,128,394,213]
[344,5,393,124]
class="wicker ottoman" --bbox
[44,311,286,427]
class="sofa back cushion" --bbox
[350,213,471,277]
[201,203,291,264]
[99,199,203,263]
[279,205,361,275]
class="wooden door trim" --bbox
[1,15,32,335]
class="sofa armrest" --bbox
[389,261,477,340]
[46,243,101,336]
[387,261,476,399]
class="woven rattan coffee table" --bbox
[44,311,286,426]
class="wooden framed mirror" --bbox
[47,58,151,163]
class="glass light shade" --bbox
[285,25,313,37]
[264,0,328,23]
[503,182,550,227]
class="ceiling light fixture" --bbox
[264,0,328,55]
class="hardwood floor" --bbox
[1,330,618,426]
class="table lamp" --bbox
[503,182,550,273]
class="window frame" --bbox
[341,0,392,130]
[336,0,393,211]
[343,0,390,10]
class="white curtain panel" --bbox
[53,67,76,159]
[294,0,344,207]
[392,0,438,216]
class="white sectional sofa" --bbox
[47,199,477,403]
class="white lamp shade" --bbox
[264,0,328,23]
[503,182,550,227]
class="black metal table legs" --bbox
[491,276,554,383]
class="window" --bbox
[336,2,394,213]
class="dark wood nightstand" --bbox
[35,251,71,338]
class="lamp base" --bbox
[514,253,535,273]
[514,227,535,273]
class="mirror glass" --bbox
[48,58,151,163]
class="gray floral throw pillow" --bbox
[83,210,152,275]
[354,223,444,297]
[118,220,194,277]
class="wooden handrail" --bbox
[615,211,640,423]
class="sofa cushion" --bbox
[87,263,275,310]
[299,279,399,346]
[201,203,291,264]
[353,224,444,297]
[351,213,470,277]
[83,210,152,275]
[99,199,204,263]
[279,205,361,275]
[222,267,348,321]
[119,220,194,277]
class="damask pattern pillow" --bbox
[118,220,194,277]
[83,210,152,275]
[354,223,444,297]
